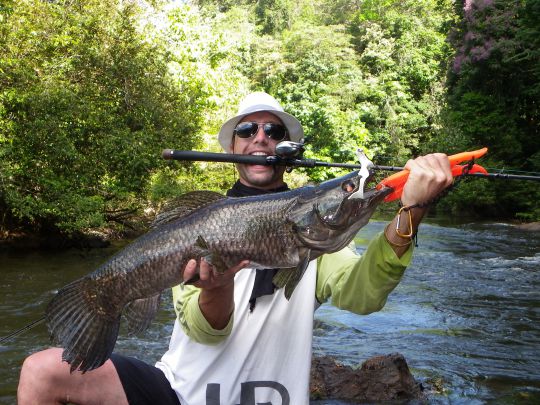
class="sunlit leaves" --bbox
[0,0,207,234]
[2,0,536,235]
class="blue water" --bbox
[1,220,539,404]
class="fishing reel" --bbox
[275,141,305,173]
[275,141,305,159]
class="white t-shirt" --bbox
[155,261,318,405]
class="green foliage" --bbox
[254,0,292,34]
[250,22,371,180]
[1,0,538,236]
[347,0,455,161]
[193,0,454,178]
[433,0,540,220]
[0,0,207,234]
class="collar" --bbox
[226,180,289,197]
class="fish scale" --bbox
[45,170,392,372]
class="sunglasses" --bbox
[233,121,288,141]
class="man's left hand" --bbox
[400,153,453,207]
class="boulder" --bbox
[310,354,424,402]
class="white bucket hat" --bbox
[218,92,304,151]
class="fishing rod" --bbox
[162,142,540,182]
[0,316,45,344]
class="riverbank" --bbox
[0,213,153,250]
[0,227,144,251]
[516,221,540,231]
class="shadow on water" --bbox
[1,219,540,404]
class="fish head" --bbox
[318,170,392,224]
[291,170,393,253]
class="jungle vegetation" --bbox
[0,0,538,237]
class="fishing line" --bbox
[483,168,540,176]
[0,316,45,344]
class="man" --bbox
[18,92,453,404]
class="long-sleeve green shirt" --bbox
[172,231,412,345]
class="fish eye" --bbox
[341,180,356,193]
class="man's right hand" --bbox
[183,259,250,329]
[183,259,250,290]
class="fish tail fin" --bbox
[46,278,120,373]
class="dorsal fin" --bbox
[151,190,226,228]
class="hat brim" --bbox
[218,109,304,151]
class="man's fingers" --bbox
[183,259,198,283]
[210,260,250,278]
[406,154,452,183]
[198,260,214,281]
[421,153,452,186]
[229,260,250,275]
[182,258,250,289]
[401,153,454,206]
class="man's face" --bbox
[229,111,287,190]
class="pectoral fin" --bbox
[195,235,228,273]
[183,235,230,285]
[123,293,161,336]
[272,249,311,300]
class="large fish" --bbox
[46,170,392,372]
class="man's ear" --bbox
[228,142,234,154]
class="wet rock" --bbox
[310,354,424,402]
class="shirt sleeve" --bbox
[315,231,413,314]
[172,284,234,345]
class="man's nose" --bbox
[252,124,268,143]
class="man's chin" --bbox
[245,176,276,188]
[243,172,281,188]
[237,164,285,189]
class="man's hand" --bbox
[400,153,453,207]
[182,259,250,330]
[183,259,250,290]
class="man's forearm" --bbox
[385,206,427,258]
[198,283,235,330]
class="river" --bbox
[1,219,539,404]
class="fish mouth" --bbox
[343,184,392,220]
[349,184,393,205]
[366,185,393,198]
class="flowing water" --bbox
[1,220,539,404]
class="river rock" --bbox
[310,354,424,402]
